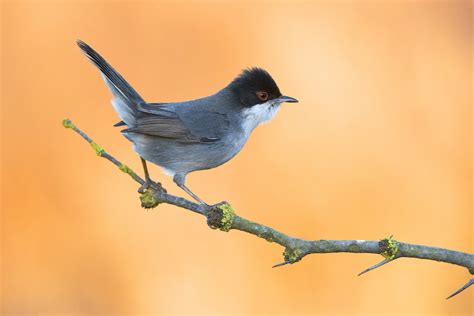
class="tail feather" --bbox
[77,40,143,126]
[113,120,127,127]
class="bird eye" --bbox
[256,91,269,101]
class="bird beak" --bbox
[278,95,298,103]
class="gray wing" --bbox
[123,102,230,143]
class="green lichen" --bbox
[119,164,132,174]
[140,189,160,209]
[90,141,104,156]
[62,118,73,129]
[217,203,235,232]
[284,247,303,263]
[379,235,399,259]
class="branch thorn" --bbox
[272,261,292,268]
[358,258,394,276]
[446,278,474,299]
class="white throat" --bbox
[241,101,280,135]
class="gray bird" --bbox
[77,40,298,206]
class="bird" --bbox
[77,40,298,207]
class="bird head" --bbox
[228,67,298,108]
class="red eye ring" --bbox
[256,91,269,101]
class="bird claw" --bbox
[138,179,166,194]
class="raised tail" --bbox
[77,40,144,127]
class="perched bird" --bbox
[77,40,298,206]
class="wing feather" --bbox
[123,103,229,143]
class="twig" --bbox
[272,261,292,268]
[446,278,474,299]
[63,118,474,298]
[62,119,144,185]
[358,258,394,276]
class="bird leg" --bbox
[173,174,210,207]
[138,157,165,193]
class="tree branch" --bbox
[63,119,474,298]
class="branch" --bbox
[63,119,474,298]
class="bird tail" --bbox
[77,40,144,127]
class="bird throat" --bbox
[241,101,280,135]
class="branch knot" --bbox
[379,236,399,259]
[89,141,104,156]
[206,202,234,232]
[140,189,161,209]
[283,247,304,264]
[62,119,74,129]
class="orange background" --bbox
[1,1,472,315]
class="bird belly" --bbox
[127,132,247,176]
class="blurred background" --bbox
[1,0,472,315]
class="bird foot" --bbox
[138,179,166,194]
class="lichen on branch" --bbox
[379,236,399,260]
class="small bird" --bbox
[77,40,298,206]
